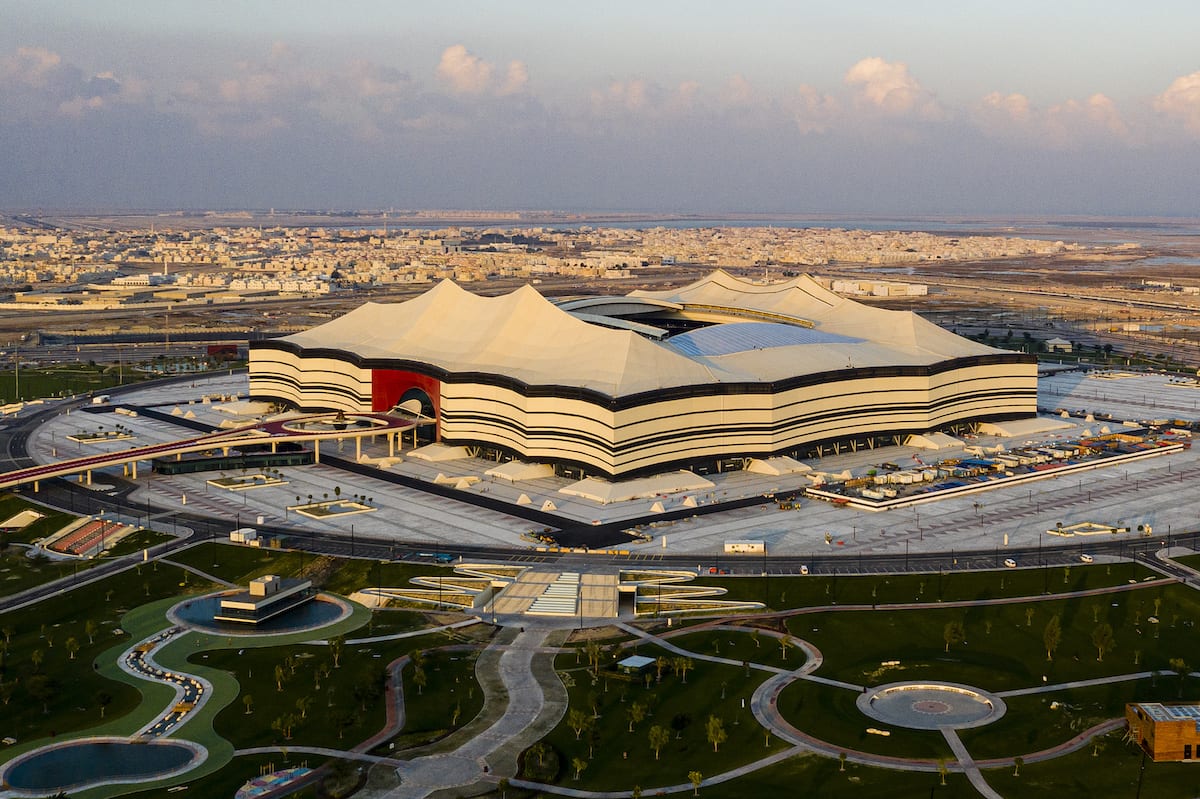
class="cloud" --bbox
[975,90,1132,147]
[435,44,527,97]
[436,44,492,93]
[844,57,942,119]
[0,46,144,117]
[499,60,528,95]
[789,84,840,134]
[1154,71,1200,135]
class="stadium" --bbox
[248,271,1037,479]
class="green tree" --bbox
[839,752,847,772]
[330,634,345,668]
[943,620,965,652]
[937,758,949,786]
[570,708,592,740]
[243,693,254,714]
[671,712,692,740]
[586,640,602,677]
[705,715,727,753]
[333,709,355,739]
[572,756,588,781]
[1092,623,1115,662]
[1170,658,1190,698]
[689,770,703,796]
[275,664,287,692]
[96,690,112,718]
[413,664,427,695]
[649,724,670,760]
[627,701,647,733]
[27,674,55,714]
[0,680,17,706]
[31,648,44,673]
[64,636,79,660]
[1043,615,1062,661]
[296,695,312,719]
[84,619,98,645]
[779,636,792,661]
[1013,756,1024,776]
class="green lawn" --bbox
[531,644,786,791]
[0,492,80,544]
[0,363,148,404]
[396,647,487,747]
[0,545,100,597]
[195,641,391,750]
[0,562,218,751]
[776,679,954,760]
[985,729,1200,798]
[696,561,1154,609]
[665,627,801,671]
[784,583,1200,690]
[166,541,454,603]
[960,678,1182,760]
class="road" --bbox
[0,372,1196,618]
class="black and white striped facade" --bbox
[250,272,1037,479]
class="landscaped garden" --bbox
[525,641,787,792]
[0,561,219,746]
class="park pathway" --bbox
[384,625,566,798]
[941,727,1002,799]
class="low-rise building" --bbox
[1126,702,1200,761]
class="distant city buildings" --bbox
[0,222,1111,312]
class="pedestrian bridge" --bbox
[0,412,419,491]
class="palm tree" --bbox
[943,620,965,652]
[627,701,647,732]
[569,708,592,740]
[1092,623,1115,662]
[1043,615,1062,661]
[1012,756,1024,777]
[688,770,703,796]
[649,724,670,760]
[1170,658,1190,698]
[64,636,79,660]
[705,715,726,753]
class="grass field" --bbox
[532,643,786,791]
[695,561,1154,609]
[0,562,218,749]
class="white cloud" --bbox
[436,44,492,94]
[0,46,142,118]
[1154,71,1200,135]
[975,90,1132,147]
[979,91,1032,123]
[789,84,840,134]
[499,60,529,95]
[844,57,942,119]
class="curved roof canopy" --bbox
[277,271,1005,398]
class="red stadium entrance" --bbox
[372,370,440,442]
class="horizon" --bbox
[3,2,1200,216]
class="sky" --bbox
[2,1,1200,216]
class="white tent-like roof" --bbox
[274,271,1006,399]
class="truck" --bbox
[230,528,258,544]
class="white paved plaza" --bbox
[18,369,1200,557]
